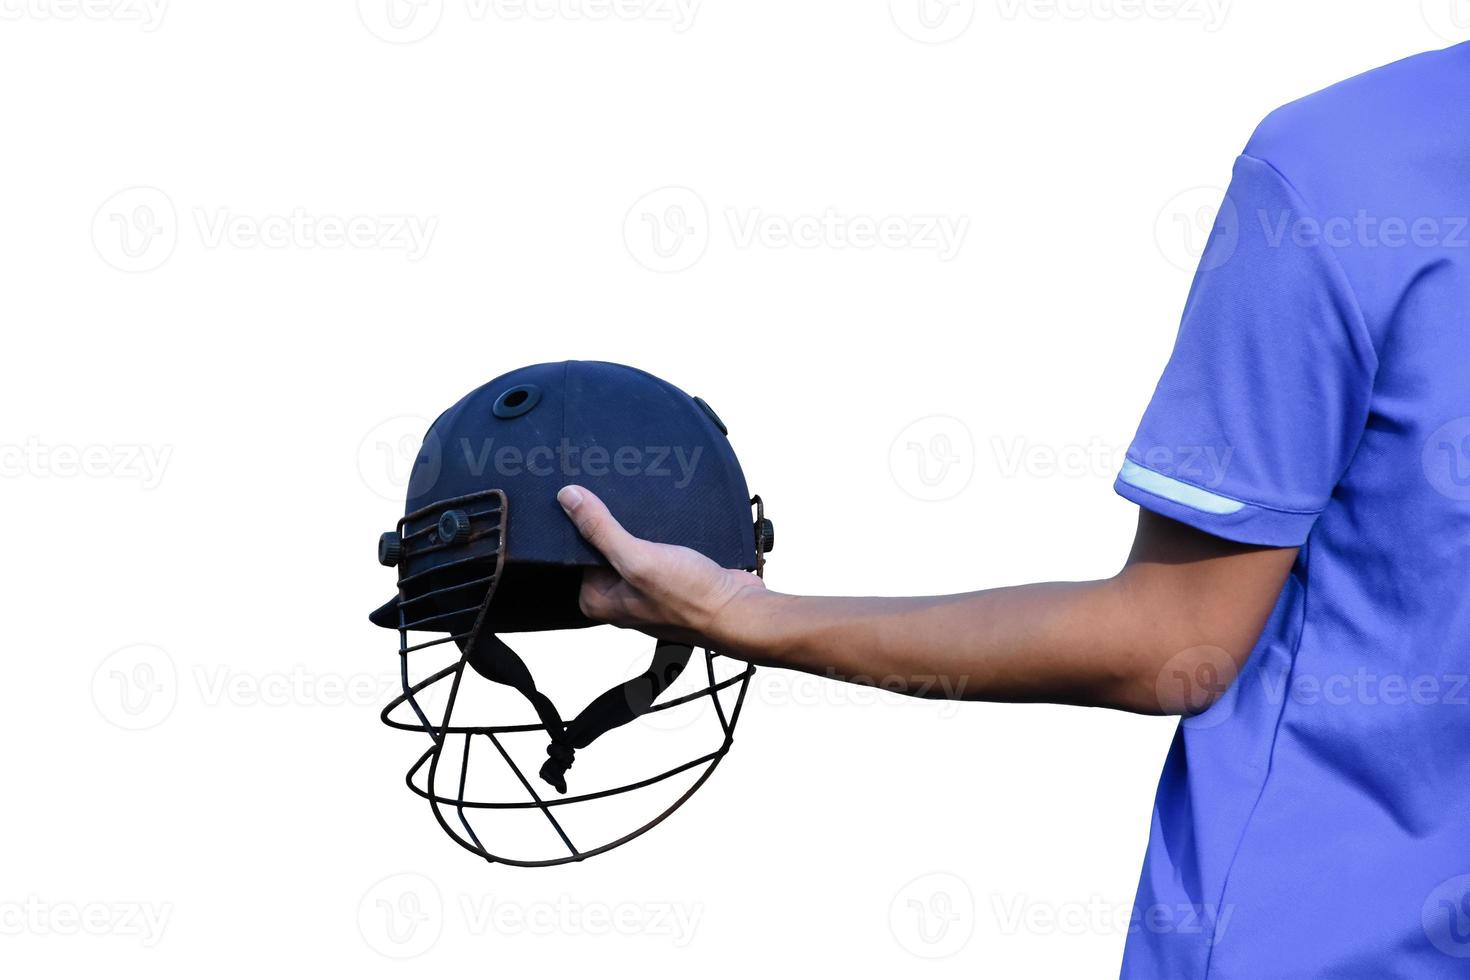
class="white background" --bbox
[0,1,1458,976]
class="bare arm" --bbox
[556,485,1297,715]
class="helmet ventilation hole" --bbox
[493,384,542,419]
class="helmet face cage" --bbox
[379,488,761,867]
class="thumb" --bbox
[557,485,646,579]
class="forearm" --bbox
[708,572,1255,714]
[558,487,1294,716]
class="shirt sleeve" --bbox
[1115,153,1378,547]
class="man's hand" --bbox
[557,485,767,648]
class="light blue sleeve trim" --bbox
[1117,460,1245,516]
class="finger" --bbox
[580,569,642,625]
[558,485,648,580]
[578,567,620,619]
[583,565,622,597]
[578,576,613,622]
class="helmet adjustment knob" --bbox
[755,517,775,554]
[378,531,402,567]
[438,509,472,545]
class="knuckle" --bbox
[620,552,653,586]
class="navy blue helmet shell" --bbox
[370,360,758,633]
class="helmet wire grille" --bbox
[383,488,758,867]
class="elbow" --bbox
[1125,642,1243,717]
[1104,565,1261,717]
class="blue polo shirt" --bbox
[1114,43,1470,978]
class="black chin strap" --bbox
[461,633,694,795]
[462,634,567,748]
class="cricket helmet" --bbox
[369,361,772,866]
